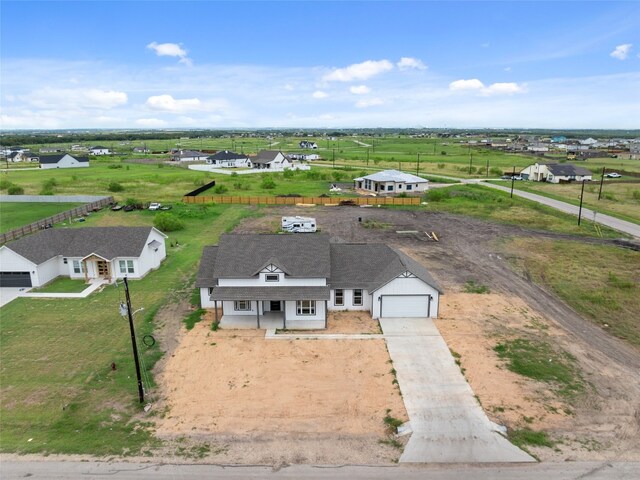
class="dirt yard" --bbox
[153,318,406,464]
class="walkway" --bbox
[379,317,534,463]
[18,279,108,300]
[481,182,640,238]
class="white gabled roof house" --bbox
[196,234,442,329]
[251,150,291,169]
[520,163,593,183]
[0,227,167,288]
[39,154,90,169]
[354,169,429,194]
[206,150,252,168]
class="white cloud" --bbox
[145,94,202,112]
[504,66,512,72]
[449,79,485,91]
[312,90,328,99]
[397,57,426,70]
[284,84,294,91]
[23,87,127,109]
[355,97,384,108]
[323,59,393,82]
[136,118,167,127]
[350,85,371,95]
[147,41,192,66]
[610,43,632,60]
[449,79,525,96]
[83,89,128,107]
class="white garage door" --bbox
[381,295,430,318]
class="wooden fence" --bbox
[182,195,421,206]
[0,196,114,244]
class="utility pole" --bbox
[578,179,586,226]
[433,137,436,155]
[366,148,369,166]
[486,158,489,178]
[123,277,144,404]
[468,153,473,174]
[332,148,335,168]
[510,166,516,198]
[416,153,420,175]
[598,166,605,200]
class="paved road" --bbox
[481,182,640,238]
[379,318,533,463]
[2,461,638,479]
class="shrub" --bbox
[632,190,640,201]
[424,189,448,202]
[193,177,206,187]
[440,151,447,155]
[305,170,321,180]
[463,280,490,294]
[39,186,55,195]
[282,169,294,179]
[437,163,446,169]
[7,185,24,195]
[108,181,124,192]
[44,178,58,187]
[108,164,123,169]
[213,185,228,194]
[261,177,276,189]
[490,167,503,176]
[125,197,142,207]
[0,179,12,190]
[154,212,185,232]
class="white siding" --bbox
[327,288,371,311]
[134,229,167,278]
[222,300,258,316]
[371,277,439,319]
[284,299,325,322]
[218,276,326,287]
[34,256,62,287]
[40,154,90,169]
[200,287,216,308]
[0,246,37,285]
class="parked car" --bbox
[501,174,523,180]
[148,202,162,210]
[605,172,622,178]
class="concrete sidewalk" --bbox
[380,317,534,463]
[19,279,108,299]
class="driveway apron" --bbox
[380,317,534,463]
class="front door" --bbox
[270,300,281,312]
[96,260,109,278]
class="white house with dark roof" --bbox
[0,227,167,288]
[39,154,90,169]
[520,162,593,183]
[354,170,429,194]
[206,150,252,168]
[89,146,111,155]
[171,150,209,162]
[196,234,441,329]
[251,150,291,170]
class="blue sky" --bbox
[1,1,639,129]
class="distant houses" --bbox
[520,162,593,183]
[354,170,429,194]
[39,154,90,169]
[89,146,111,155]
[171,149,209,162]
[299,141,318,149]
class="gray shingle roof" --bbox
[195,246,218,287]
[546,163,593,176]
[39,154,88,164]
[210,286,330,301]
[4,227,157,264]
[213,234,331,278]
[251,150,287,164]
[207,150,248,161]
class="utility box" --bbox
[281,216,317,233]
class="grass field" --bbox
[30,277,88,293]
[491,180,640,225]
[0,203,257,455]
[0,202,83,232]
[503,238,640,348]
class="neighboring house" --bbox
[71,144,87,151]
[39,154,90,169]
[7,152,23,162]
[0,227,167,288]
[526,143,550,152]
[40,147,64,153]
[206,150,252,168]
[196,234,442,329]
[23,153,40,162]
[299,141,318,149]
[133,146,150,154]
[353,170,429,194]
[171,149,209,162]
[288,153,321,161]
[89,146,111,155]
[251,150,291,170]
[580,138,598,146]
[520,163,593,183]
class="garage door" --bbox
[381,295,430,318]
[0,272,32,287]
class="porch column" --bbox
[83,260,88,283]
[214,301,218,323]
[256,301,260,328]
[283,301,287,330]
[324,300,328,329]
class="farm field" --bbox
[491,180,640,225]
[0,202,84,232]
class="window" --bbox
[208,287,214,295]
[234,300,251,311]
[406,184,413,191]
[335,289,344,306]
[63,258,68,264]
[398,184,403,189]
[72,260,83,274]
[353,289,363,306]
[119,260,134,274]
[387,185,393,191]
[265,274,279,282]
[296,300,316,315]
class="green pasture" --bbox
[30,277,88,293]
[0,202,84,232]
[0,204,256,455]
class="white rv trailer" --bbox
[281,216,317,233]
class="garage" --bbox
[0,272,32,288]
[380,295,430,318]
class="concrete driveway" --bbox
[0,287,29,308]
[380,317,534,463]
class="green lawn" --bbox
[0,203,257,455]
[0,202,83,232]
[30,277,88,293]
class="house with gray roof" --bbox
[520,162,593,183]
[206,150,252,168]
[39,153,89,169]
[354,170,429,194]
[196,233,442,329]
[251,150,291,170]
[0,227,167,288]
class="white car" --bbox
[605,172,622,178]
[148,202,162,210]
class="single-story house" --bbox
[196,233,442,329]
[171,150,209,162]
[39,154,90,169]
[39,147,64,153]
[354,170,429,194]
[89,146,111,155]
[206,150,252,168]
[251,150,291,170]
[0,226,167,288]
[520,163,593,183]
[133,146,150,154]
[299,141,318,149]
